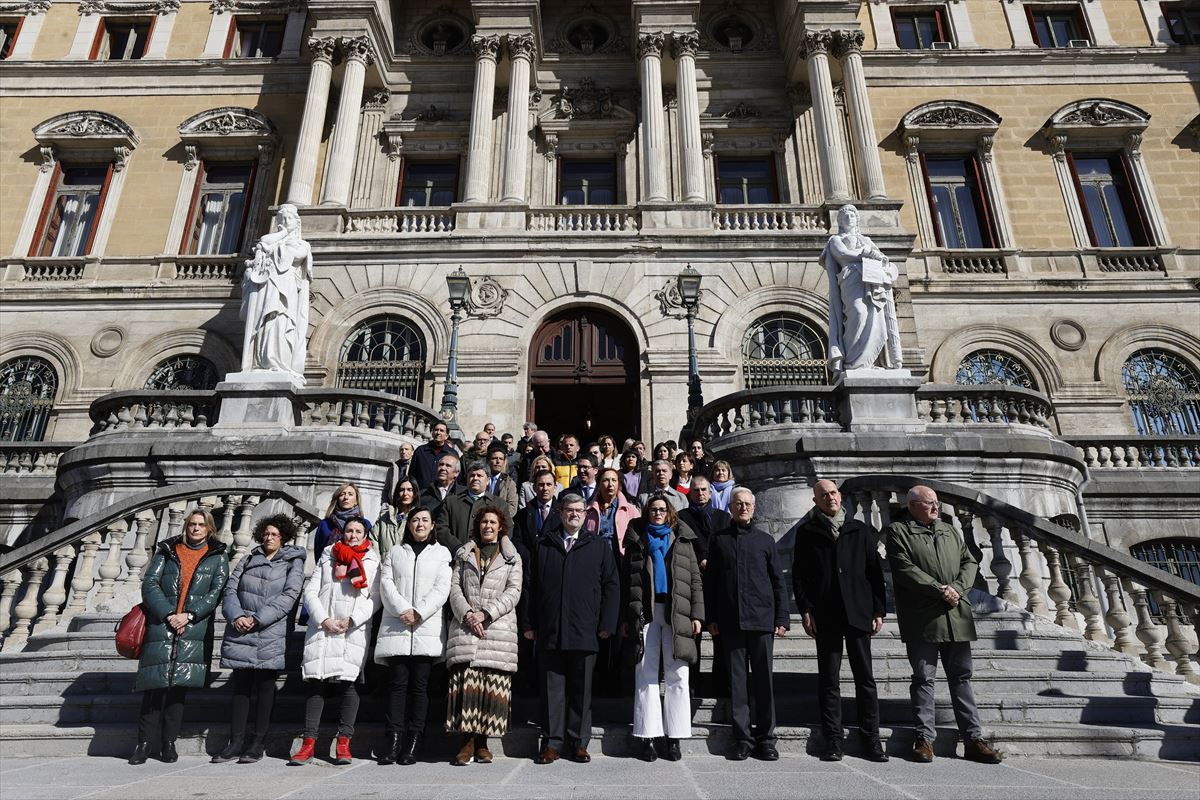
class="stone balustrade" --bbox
[89,391,219,435]
[1096,250,1165,273]
[841,475,1200,683]
[916,384,1055,430]
[941,250,1007,274]
[173,256,240,281]
[19,261,86,282]
[711,205,824,232]
[0,443,78,475]
[343,208,456,234]
[527,207,640,233]
[295,387,439,441]
[1071,437,1200,469]
[692,384,841,443]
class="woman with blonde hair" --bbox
[314,483,373,557]
[708,461,736,512]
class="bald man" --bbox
[792,480,887,763]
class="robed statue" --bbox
[239,204,312,381]
[820,205,903,372]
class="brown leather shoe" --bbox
[963,738,1002,764]
[474,736,493,764]
[452,736,474,766]
[572,746,591,763]
[912,736,934,763]
[535,746,560,764]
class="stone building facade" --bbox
[0,0,1197,563]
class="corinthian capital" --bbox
[506,33,535,61]
[340,35,375,65]
[471,34,501,61]
[801,29,834,58]
[307,36,338,64]
[671,30,700,59]
[637,32,665,59]
[833,29,865,58]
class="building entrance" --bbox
[528,307,640,445]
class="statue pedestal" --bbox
[835,368,926,434]
[213,371,303,433]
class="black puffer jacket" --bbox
[703,522,790,634]
[623,519,705,664]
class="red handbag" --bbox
[115,603,148,659]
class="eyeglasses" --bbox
[648,507,669,515]
[563,508,585,516]
[913,499,940,508]
[260,530,282,539]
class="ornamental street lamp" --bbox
[678,264,704,431]
[440,267,471,424]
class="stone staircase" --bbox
[2,591,1197,762]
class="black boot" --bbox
[238,739,267,764]
[378,733,403,765]
[160,740,179,763]
[399,733,421,766]
[128,742,151,766]
[211,740,241,764]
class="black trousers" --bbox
[815,625,880,741]
[228,669,279,745]
[303,680,360,738]
[722,629,776,747]
[540,649,596,749]
[138,687,186,745]
[384,656,435,736]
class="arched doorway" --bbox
[529,307,640,443]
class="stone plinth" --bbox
[214,372,303,433]
[835,368,925,433]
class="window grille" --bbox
[1122,349,1200,435]
[336,316,426,402]
[0,357,58,442]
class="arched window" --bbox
[742,314,828,387]
[0,357,58,442]
[955,349,1036,389]
[1130,538,1200,622]
[336,315,426,401]
[1122,349,1200,435]
[144,355,219,391]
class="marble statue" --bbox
[239,203,312,380]
[820,205,903,372]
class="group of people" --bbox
[128,419,1002,769]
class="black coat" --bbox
[791,510,886,633]
[677,504,732,565]
[704,522,790,633]
[417,482,463,517]
[513,498,561,560]
[523,530,620,653]
[411,441,457,489]
[434,491,506,555]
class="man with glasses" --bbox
[886,485,1001,765]
[568,455,599,504]
[523,494,619,765]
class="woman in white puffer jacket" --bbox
[373,507,451,765]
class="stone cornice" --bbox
[860,47,1200,83]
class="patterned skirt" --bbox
[445,665,513,736]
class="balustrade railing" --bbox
[711,205,825,232]
[1096,251,1165,273]
[344,208,455,234]
[941,251,1007,275]
[0,443,79,475]
[1070,437,1200,469]
[916,384,1054,430]
[21,260,86,282]
[841,475,1200,683]
[295,388,439,441]
[527,207,639,233]
[0,481,322,652]
[691,385,841,443]
[89,390,219,435]
[174,256,240,281]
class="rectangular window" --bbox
[225,16,285,58]
[0,19,21,60]
[1163,3,1200,45]
[1069,154,1149,248]
[182,162,255,255]
[559,160,617,205]
[892,7,950,49]
[397,161,458,206]
[923,156,995,249]
[715,157,779,204]
[90,18,152,60]
[1026,4,1090,47]
[33,164,112,257]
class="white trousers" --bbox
[633,602,692,739]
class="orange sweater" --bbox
[174,542,209,615]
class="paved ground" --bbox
[1,753,1198,800]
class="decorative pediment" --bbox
[902,101,1002,133]
[178,107,277,146]
[77,0,182,13]
[33,111,139,149]
[537,79,635,152]
[209,0,302,12]
[1048,99,1149,129]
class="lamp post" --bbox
[441,267,471,424]
[678,264,704,433]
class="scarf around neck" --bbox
[646,522,672,596]
[332,539,371,589]
[329,506,361,535]
[710,480,734,511]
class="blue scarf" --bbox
[646,522,672,596]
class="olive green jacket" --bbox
[885,518,977,644]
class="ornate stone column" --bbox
[286,37,337,205]
[672,31,705,203]
[463,34,502,204]
[500,33,535,204]
[320,36,374,206]
[638,32,669,202]
[802,30,850,202]
[834,30,887,200]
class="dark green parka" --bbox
[135,536,230,691]
[885,518,978,644]
[623,519,705,664]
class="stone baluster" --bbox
[500,33,535,203]
[851,491,871,524]
[1097,568,1138,654]
[1155,593,1198,678]
[1068,554,1108,642]
[833,29,886,199]
[1123,580,1167,668]
[872,491,892,530]
[321,36,375,206]
[32,545,77,634]
[801,29,850,202]
[1015,530,1049,617]
[463,34,501,203]
[286,36,337,204]
[231,495,260,566]
[981,517,1017,603]
[4,558,49,650]
[638,32,669,202]
[1041,544,1079,630]
[672,31,705,202]
[63,532,103,622]
[0,569,24,638]
[124,511,154,586]
[94,520,129,605]
[215,494,237,549]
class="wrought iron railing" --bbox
[743,358,830,388]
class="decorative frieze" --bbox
[554,78,615,120]
[363,88,391,111]
[721,102,761,119]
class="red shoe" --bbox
[335,735,353,765]
[288,737,316,766]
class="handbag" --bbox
[115,603,148,659]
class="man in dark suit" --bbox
[411,421,457,489]
[418,453,463,514]
[567,455,598,504]
[523,493,619,765]
[515,468,560,557]
[434,460,504,554]
[792,479,888,763]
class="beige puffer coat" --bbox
[445,537,522,673]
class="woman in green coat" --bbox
[129,507,229,765]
